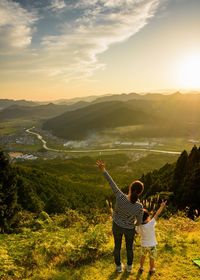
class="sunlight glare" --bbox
[177,54,200,90]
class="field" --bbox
[0,120,37,136]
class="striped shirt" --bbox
[103,170,143,229]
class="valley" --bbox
[1,93,200,161]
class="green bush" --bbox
[52,209,87,229]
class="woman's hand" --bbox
[96,160,106,172]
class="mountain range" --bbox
[43,92,200,140]
[0,99,37,110]
[0,102,89,121]
[1,92,200,140]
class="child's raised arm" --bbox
[154,201,167,220]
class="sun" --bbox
[177,53,200,90]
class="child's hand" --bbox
[96,160,106,172]
[160,200,167,208]
[154,200,167,220]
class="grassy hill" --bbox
[0,212,199,280]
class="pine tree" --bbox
[0,150,18,233]
[171,150,188,207]
[181,147,200,210]
[187,145,199,171]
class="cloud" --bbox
[50,0,66,11]
[39,0,160,80]
[1,0,161,82]
[0,0,38,50]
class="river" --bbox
[26,127,181,155]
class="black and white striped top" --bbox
[103,170,143,229]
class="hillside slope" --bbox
[0,214,199,280]
[140,145,200,212]
[42,100,158,140]
[42,93,200,140]
[60,216,200,280]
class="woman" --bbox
[96,160,144,273]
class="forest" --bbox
[1,146,200,233]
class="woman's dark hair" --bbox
[129,180,144,204]
[142,209,150,223]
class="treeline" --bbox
[140,145,200,212]
[0,151,110,233]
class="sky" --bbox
[0,0,200,101]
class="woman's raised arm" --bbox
[96,160,122,196]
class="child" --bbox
[136,201,167,275]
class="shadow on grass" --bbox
[108,270,135,280]
[106,270,156,280]
[159,243,176,255]
[135,270,143,280]
[135,269,157,280]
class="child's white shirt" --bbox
[136,217,157,247]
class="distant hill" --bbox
[0,99,37,110]
[92,92,142,103]
[0,103,70,121]
[0,101,90,121]
[42,93,200,140]
[50,91,179,105]
[43,100,158,140]
[53,95,101,105]
[2,93,200,140]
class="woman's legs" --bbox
[112,222,123,266]
[112,223,135,267]
[124,228,135,265]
